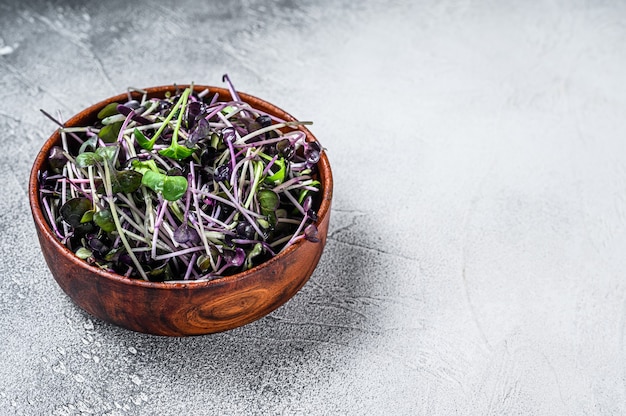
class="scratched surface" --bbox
[1,0,625,414]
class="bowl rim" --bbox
[29,84,333,291]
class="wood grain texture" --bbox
[29,85,333,336]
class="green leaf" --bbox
[95,145,118,163]
[257,218,271,229]
[133,128,154,151]
[158,144,195,160]
[97,102,120,119]
[111,170,143,193]
[142,170,166,193]
[259,189,279,227]
[157,87,195,161]
[80,209,94,223]
[245,243,263,269]
[75,247,93,260]
[75,152,102,168]
[104,247,124,261]
[93,209,116,232]
[142,170,187,201]
[196,254,212,272]
[98,121,123,143]
[258,189,280,213]
[60,197,93,228]
[162,175,188,201]
[266,211,277,227]
[78,136,98,154]
[131,159,160,175]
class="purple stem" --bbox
[262,154,279,176]
[39,109,84,144]
[203,102,229,122]
[284,212,310,249]
[283,189,306,216]
[218,182,264,238]
[184,253,198,280]
[222,74,241,102]
[41,196,65,240]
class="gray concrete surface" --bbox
[1,0,625,414]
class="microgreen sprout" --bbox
[39,76,324,282]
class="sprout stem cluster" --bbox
[39,76,323,282]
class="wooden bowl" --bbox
[29,85,333,336]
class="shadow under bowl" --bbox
[29,85,333,336]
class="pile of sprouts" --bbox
[39,75,323,282]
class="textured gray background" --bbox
[1,0,625,414]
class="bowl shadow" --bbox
[75,204,390,408]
